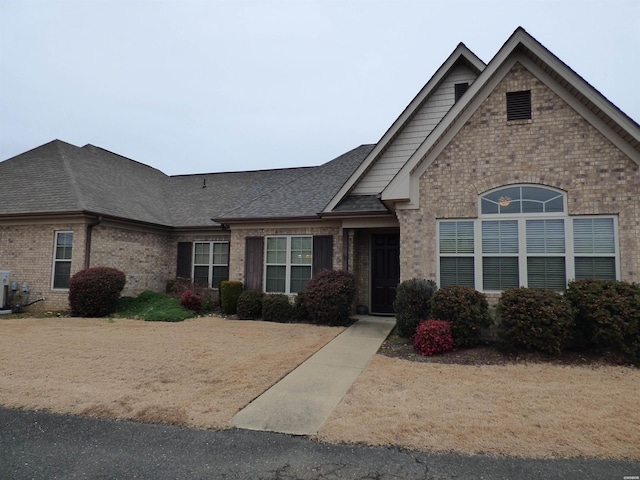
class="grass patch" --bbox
[116,290,195,322]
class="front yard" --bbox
[1,316,638,459]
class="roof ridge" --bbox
[56,141,86,210]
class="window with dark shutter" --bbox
[312,235,333,273]
[176,242,193,279]
[506,90,531,121]
[244,237,264,291]
[454,82,469,103]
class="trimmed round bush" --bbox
[304,270,356,326]
[69,266,126,317]
[236,290,265,320]
[262,294,294,323]
[293,290,309,322]
[430,286,491,348]
[180,290,203,312]
[393,278,438,338]
[496,287,574,355]
[565,279,640,364]
[413,319,455,356]
[220,280,243,315]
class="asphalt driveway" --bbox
[1,408,637,480]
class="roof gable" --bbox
[382,27,640,207]
[324,43,486,212]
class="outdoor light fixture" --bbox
[498,196,512,207]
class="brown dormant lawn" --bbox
[1,317,638,459]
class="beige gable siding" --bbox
[397,64,640,288]
[353,63,478,195]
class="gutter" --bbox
[84,215,102,269]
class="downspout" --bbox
[84,216,102,270]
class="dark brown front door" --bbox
[371,233,400,314]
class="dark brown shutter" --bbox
[244,237,264,291]
[176,242,193,279]
[313,235,333,274]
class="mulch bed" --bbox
[379,334,631,367]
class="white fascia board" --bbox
[323,44,486,213]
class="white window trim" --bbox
[192,241,229,288]
[264,235,312,294]
[51,231,73,290]
[437,185,620,292]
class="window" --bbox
[438,185,618,292]
[454,82,469,103]
[265,236,312,293]
[573,218,616,280]
[192,241,229,288]
[439,221,474,287]
[507,90,531,121]
[52,231,73,289]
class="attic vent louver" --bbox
[454,83,469,103]
[506,90,531,121]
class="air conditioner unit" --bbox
[0,271,10,310]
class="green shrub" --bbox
[237,290,265,320]
[430,286,491,348]
[413,319,455,356]
[393,278,438,338]
[69,267,127,317]
[304,270,356,326]
[565,279,640,364]
[262,294,294,323]
[496,287,574,355]
[220,280,243,315]
[293,290,310,322]
[117,290,194,322]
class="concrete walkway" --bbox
[232,315,396,435]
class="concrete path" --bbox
[231,315,396,435]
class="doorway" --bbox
[370,233,400,314]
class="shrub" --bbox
[565,279,640,364]
[304,270,356,326]
[496,287,574,355]
[180,290,203,312]
[117,291,195,322]
[69,266,127,317]
[393,278,438,338]
[237,290,265,320]
[430,286,492,348]
[413,319,455,356]
[293,290,310,322]
[169,278,218,312]
[262,294,294,323]
[220,280,243,315]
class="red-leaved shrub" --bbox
[68,266,126,317]
[413,319,456,356]
[180,290,203,312]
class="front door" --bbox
[371,233,400,314]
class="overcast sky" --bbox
[1,0,638,175]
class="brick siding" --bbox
[398,63,640,284]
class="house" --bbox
[1,27,639,314]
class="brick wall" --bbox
[89,224,174,296]
[398,63,640,284]
[0,221,86,312]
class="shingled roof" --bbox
[0,140,374,227]
[212,144,375,221]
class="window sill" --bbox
[506,119,532,126]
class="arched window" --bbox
[437,185,618,292]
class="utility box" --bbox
[0,271,10,309]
